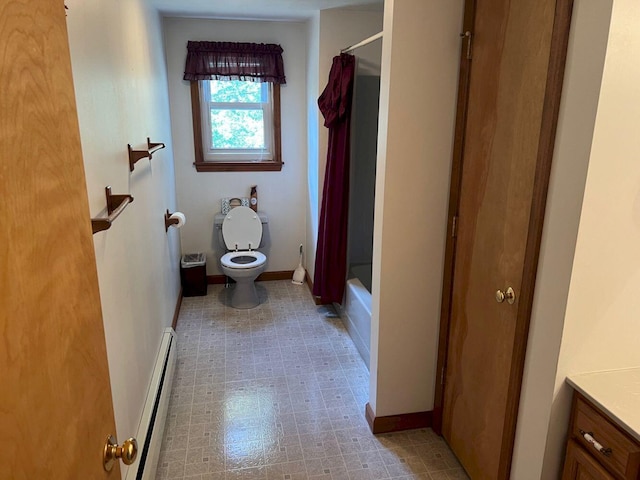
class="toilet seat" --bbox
[221,251,266,269]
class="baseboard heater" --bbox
[125,327,177,480]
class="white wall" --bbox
[369,0,463,416]
[306,13,321,282]
[66,1,180,477]
[510,1,612,478]
[554,0,640,382]
[507,0,640,476]
[163,18,308,276]
[541,0,640,476]
[306,7,384,280]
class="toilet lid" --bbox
[222,206,263,250]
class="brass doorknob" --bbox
[103,435,138,471]
[495,287,516,305]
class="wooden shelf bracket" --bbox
[147,137,166,156]
[128,144,150,172]
[128,139,166,172]
[91,186,134,234]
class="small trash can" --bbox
[180,253,207,297]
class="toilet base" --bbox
[221,259,265,310]
[229,278,260,309]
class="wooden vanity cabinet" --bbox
[562,392,640,480]
[563,440,615,480]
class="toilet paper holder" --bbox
[164,210,184,231]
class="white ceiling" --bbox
[147,0,384,21]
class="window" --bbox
[191,79,282,171]
[183,41,286,172]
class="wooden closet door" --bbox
[438,0,574,478]
[0,0,121,477]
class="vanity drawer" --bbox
[571,394,640,479]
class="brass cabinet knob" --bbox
[496,287,516,305]
[103,435,138,471]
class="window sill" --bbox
[194,161,283,172]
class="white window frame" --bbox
[199,80,274,162]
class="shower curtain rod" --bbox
[341,31,383,54]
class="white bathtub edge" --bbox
[337,277,371,370]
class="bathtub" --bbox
[337,263,372,369]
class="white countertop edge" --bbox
[566,367,640,444]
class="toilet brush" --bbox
[292,244,306,285]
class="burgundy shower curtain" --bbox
[313,53,356,304]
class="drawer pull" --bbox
[580,430,613,457]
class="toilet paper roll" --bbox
[169,212,186,228]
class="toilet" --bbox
[219,206,267,309]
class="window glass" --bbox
[201,79,272,160]
[209,80,264,103]
[210,109,265,149]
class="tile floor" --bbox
[156,280,469,480]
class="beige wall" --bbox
[510,0,612,477]
[369,0,463,416]
[306,8,383,280]
[66,1,180,477]
[163,18,308,277]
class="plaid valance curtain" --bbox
[183,41,286,84]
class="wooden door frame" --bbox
[432,0,575,478]
[432,0,476,434]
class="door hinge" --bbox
[441,366,446,385]
[451,215,458,238]
[460,31,472,60]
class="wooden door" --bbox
[0,0,120,478]
[561,441,615,480]
[435,0,574,478]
